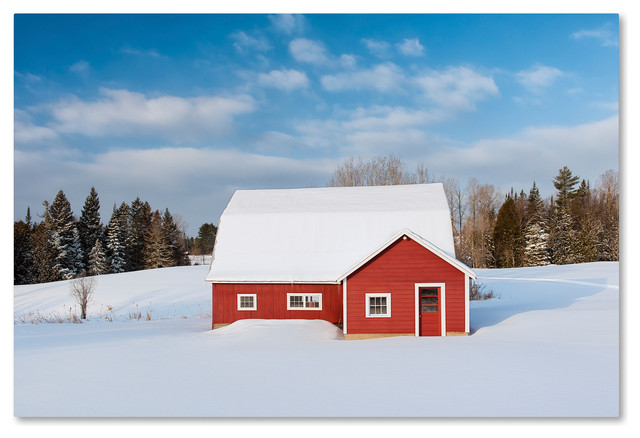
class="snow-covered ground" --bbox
[14,262,619,417]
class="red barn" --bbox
[205,184,476,339]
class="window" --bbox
[420,288,438,313]
[237,294,257,311]
[287,293,322,310]
[365,293,391,318]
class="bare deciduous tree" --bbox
[69,276,96,319]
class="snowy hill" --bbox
[14,262,618,417]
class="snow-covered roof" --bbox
[206,183,458,283]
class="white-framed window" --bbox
[286,293,322,310]
[365,293,391,318]
[237,294,257,311]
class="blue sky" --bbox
[14,14,619,234]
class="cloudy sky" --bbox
[14,14,619,235]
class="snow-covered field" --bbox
[14,262,619,417]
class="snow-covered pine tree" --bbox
[78,187,103,267]
[523,221,551,266]
[549,207,577,265]
[106,204,127,273]
[87,239,109,276]
[48,190,84,280]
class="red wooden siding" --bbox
[346,236,466,335]
[212,283,343,325]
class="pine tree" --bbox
[549,207,577,265]
[523,221,550,266]
[106,204,127,273]
[127,198,152,271]
[14,212,35,284]
[526,182,544,224]
[87,239,109,276]
[48,190,84,279]
[493,196,521,268]
[144,210,171,269]
[78,187,103,267]
[196,223,217,255]
[161,209,185,266]
[553,166,580,210]
[31,201,58,283]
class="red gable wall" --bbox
[345,236,467,335]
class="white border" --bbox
[365,293,391,318]
[286,293,323,310]
[415,283,446,336]
[465,274,470,333]
[342,278,348,334]
[237,293,257,311]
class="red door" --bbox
[419,287,441,336]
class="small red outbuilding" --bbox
[206,184,475,339]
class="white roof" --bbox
[206,183,459,283]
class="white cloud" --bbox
[14,147,334,235]
[321,63,405,93]
[396,38,425,56]
[230,31,271,53]
[268,14,305,35]
[68,60,90,75]
[571,24,618,47]
[14,109,60,145]
[257,69,309,91]
[361,38,392,58]
[515,65,563,93]
[289,38,330,65]
[339,54,357,69]
[425,116,619,195]
[120,45,163,58]
[40,88,255,142]
[415,66,499,111]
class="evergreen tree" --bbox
[161,209,186,266]
[196,223,217,255]
[78,187,103,267]
[106,204,127,273]
[14,212,35,284]
[31,201,58,283]
[127,198,152,271]
[87,239,109,276]
[553,166,580,209]
[144,210,171,269]
[526,182,544,224]
[549,207,577,265]
[523,221,551,266]
[493,196,521,268]
[48,190,84,279]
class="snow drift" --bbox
[14,262,618,417]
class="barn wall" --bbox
[211,283,343,326]
[346,236,466,336]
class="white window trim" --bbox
[414,283,446,336]
[237,293,257,311]
[286,293,323,311]
[365,293,391,318]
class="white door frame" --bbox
[414,283,446,336]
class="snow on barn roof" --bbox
[205,183,457,283]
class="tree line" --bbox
[329,156,619,268]
[14,188,194,285]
